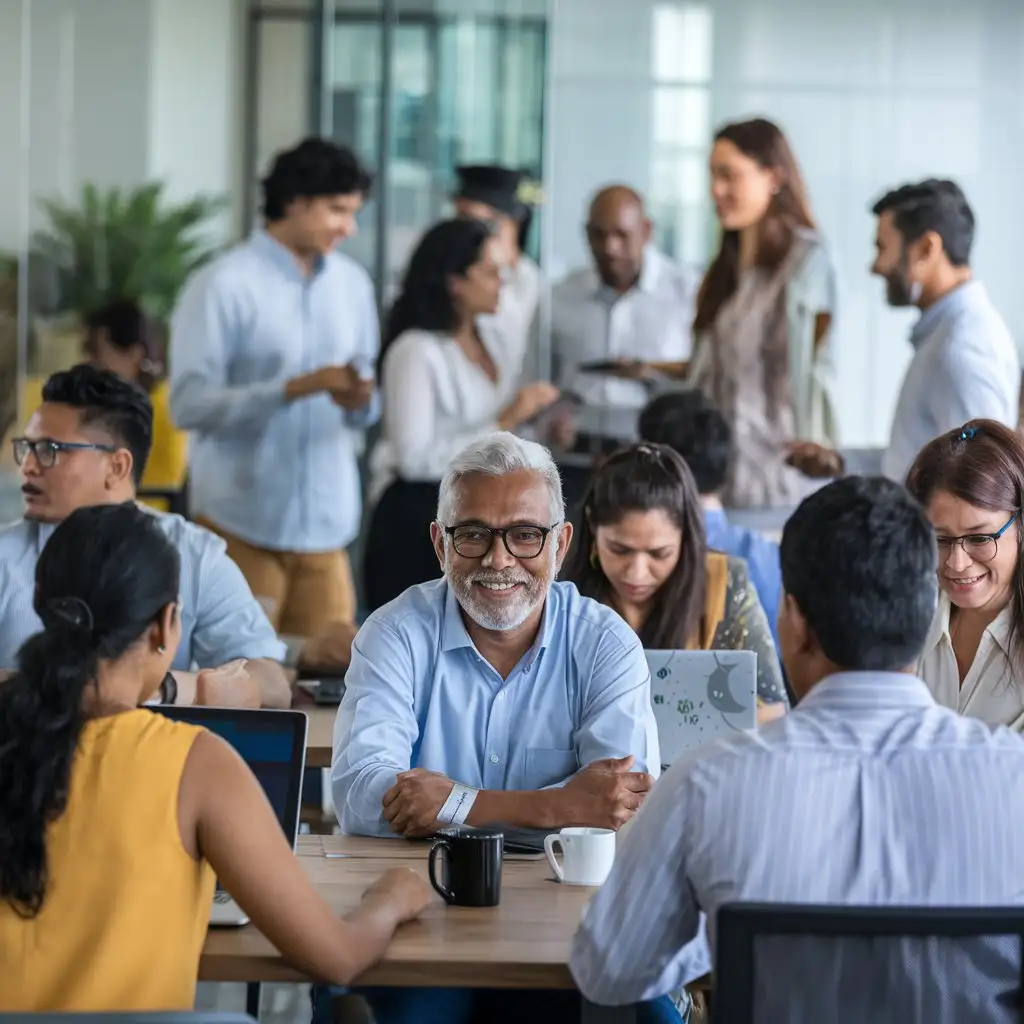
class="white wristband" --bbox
[437,782,479,826]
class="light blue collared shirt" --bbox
[0,512,286,671]
[571,672,1024,1019]
[704,507,782,649]
[883,280,1019,482]
[331,578,660,837]
[169,231,381,552]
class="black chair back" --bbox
[714,902,1024,1023]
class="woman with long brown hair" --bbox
[689,117,836,507]
[563,442,787,707]
[906,419,1024,730]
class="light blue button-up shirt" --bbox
[883,280,1019,483]
[572,672,1024,1019]
[169,231,381,552]
[0,512,286,671]
[331,578,660,837]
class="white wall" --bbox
[0,0,245,256]
[0,0,29,254]
[545,0,1024,446]
[149,0,246,240]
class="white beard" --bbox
[445,542,556,631]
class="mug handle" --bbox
[428,839,454,902]
[543,834,565,881]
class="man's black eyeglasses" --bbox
[442,523,559,560]
[12,437,118,469]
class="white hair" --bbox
[436,431,564,525]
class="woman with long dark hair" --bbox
[564,443,786,705]
[365,217,558,610]
[0,503,429,1011]
[906,419,1024,729]
[689,117,836,507]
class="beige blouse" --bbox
[918,596,1024,731]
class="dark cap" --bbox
[454,165,541,221]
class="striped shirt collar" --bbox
[797,670,937,712]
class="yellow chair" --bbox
[12,376,188,515]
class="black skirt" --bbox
[363,479,443,612]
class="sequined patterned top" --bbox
[705,554,787,706]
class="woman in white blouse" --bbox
[906,419,1024,730]
[364,217,558,611]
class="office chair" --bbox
[714,902,1024,1023]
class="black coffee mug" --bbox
[428,827,503,907]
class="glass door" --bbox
[323,1,548,299]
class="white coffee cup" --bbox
[543,827,616,886]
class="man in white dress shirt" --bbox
[550,185,700,444]
[571,475,1024,1020]
[791,179,1019,484]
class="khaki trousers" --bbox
[198,519,356,636]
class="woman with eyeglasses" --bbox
[906,419,1024,729]
[0,502,430,1011]
[564,443,788,711]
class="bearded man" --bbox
[789,178,1018,484]
[330,431,659,841]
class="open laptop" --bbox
[646,650,758,768]
[154,706,308,927]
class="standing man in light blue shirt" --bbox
[572,476,1024,1020]
[639,390,782,649]
[791,179,1019,485]
[170,137,380,639]
[323,432,666,1024]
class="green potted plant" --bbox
[31,181,227,374]
[35,181,227,322]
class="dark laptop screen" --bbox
[152,706,307,841]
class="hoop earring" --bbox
[157,645,166,654]
[589,548,600,570]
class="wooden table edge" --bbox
[198,951,576,989]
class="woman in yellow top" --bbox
[0,502,430,1013]
[20,300,187,507]
[564,443,788,711]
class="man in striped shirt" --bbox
[571,476,1024,1020]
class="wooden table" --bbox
[198,836,633,1021]
[301,706,336,769]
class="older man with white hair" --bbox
[332,431,658,841]
[323,432,669,1024]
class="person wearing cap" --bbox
[453,164,544,373]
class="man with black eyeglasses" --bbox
[332,430,658,840]
[322,430,665,1024]
[0,365,297,707]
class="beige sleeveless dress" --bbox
[690,231,835,508]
